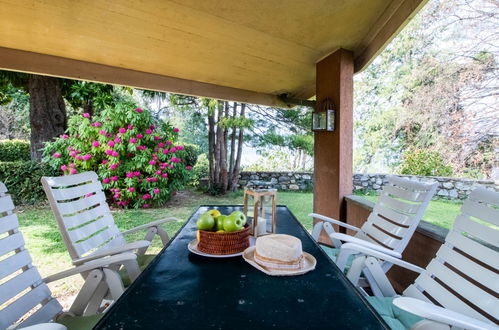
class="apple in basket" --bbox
[215,215,226,231]
[223,211,247,232]
[196,212,215,230]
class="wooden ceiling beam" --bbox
[0,47,291,109]
[353,0,429,73]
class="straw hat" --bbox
[243,234,316,276]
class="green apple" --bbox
[196,212,215,230]
[229,211,247,226]
[215,215,226,231]
[223,213,245,232]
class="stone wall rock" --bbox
[237,171,499,199]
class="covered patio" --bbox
[3,1,497,330]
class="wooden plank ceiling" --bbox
[0,0,426,106]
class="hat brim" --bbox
[242,246,316,276]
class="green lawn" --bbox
[15,190,460,297]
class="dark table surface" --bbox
[94,205,387,330]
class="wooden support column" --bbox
[314,49,354,242]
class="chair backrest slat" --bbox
[0,183,62,329]
[18,299,64,328]
[404,188,499,326]
[41,172,126,260]
[359,177,437,254]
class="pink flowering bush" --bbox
[44,104,194,208]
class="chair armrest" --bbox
[43,253,137,284]
[13,324,67,330]
[121,217,179,235]
[331,233,402,258]
[72,241,150,265]
[394,297,496,330]
[309,213,361,232]
[341,244,425,274]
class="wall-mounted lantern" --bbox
[312,98,335,132]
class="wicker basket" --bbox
[198,225,250,255]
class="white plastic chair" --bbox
[41,171,179,283]
[0,182,137,330]
[343,188,499,330]
[310,176,437,295]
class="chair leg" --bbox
[121,259,141,283]
[102,268,125,301]
[323,222,341,248]
[84,281,109,316]
[68,269,104,317]
[345,255,366,285]
[156,227,170,246]
[138,227,157,256]
[311,222,323,242]
[364,256,397,297]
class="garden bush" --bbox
[0,139,31,161]
[0,161,58,204]
[43,104,195,208]
[399,148,453,177]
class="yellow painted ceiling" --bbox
[0,0,398,98]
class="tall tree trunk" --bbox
[213,101,224,191]
[220,101,229,193]
[228,102,238,186]
[28,75,67,161]
[208,109,216,188]
[230,103,246,191]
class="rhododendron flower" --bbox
[170,147,177,153]
[145,129,152,134]
[53,152,61,158]
[137,146,147,150]
[68,146,74,151]
[162,173,168,178]
[162,149,169,154]
[69,169,77,175]
[82,154,92,161]
[134,171,141,176]
[143,204,150,208]
[154,136,161,140]
[135,108,143,113]
[118,128,127,134]
[160,166,165,170]
[102,160,108,164]
[109,163,118,170]
[173,128,179,132]
[153,188,160,194]
[69,151,77,157]
[105,149,113,155]
[165,141,172,145]
[83,113,90,118]
[154,148,159,152]
[176,146,184,150]
[111,176,118,181]
[126,172,134,178]
[129,138,137,144]
[106,133,113,138]
[114,138,121,144]
[114,193,121,199]
[128,187,135,192]
[127,125,134,130]
[149,160,156,165]
[69,163,76,168]
[111,151,119,157]
[185,166,192,170]
[99,130,107,135]
[136,134,143,139]
[107,141,115,147]
[149,125,155,130]
[142,194,151,200]
[92,122,102,127]
[158,142,164,148]
[146,177,158,182]
[61,134,69,139]
[60,165,68,171]
[92,141,100,147]
[75,156,83,160]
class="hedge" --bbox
[0,161,58,205]
[0,140,31,162]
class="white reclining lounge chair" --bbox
[0,182,136,330]
[343,188,499,330]
[310,176,437,295]
[41,171,179,285]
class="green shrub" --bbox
[399,148,453,177]
[0,140,31,161]
[182,143,200,167]
[0,161,58,205]
[191,153,209,186]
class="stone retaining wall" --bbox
[238,171,499,199]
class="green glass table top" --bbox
[94,205,388,330]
